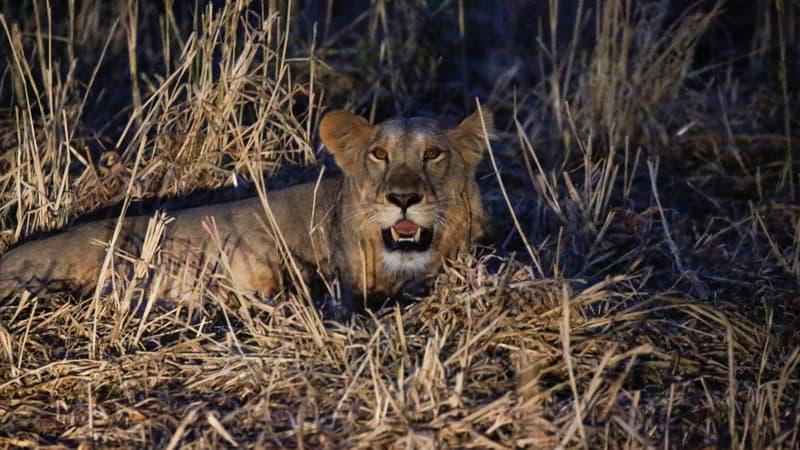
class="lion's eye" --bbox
[423,146,443,161]
[370,147,388,161]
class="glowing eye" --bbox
[423,147,443,160]
[370,147,388,161]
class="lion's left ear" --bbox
[446,106,494,169]
[319,110,373,174]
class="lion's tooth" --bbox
[390,227,399,242]
[414,228,422,242]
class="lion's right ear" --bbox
[446,106,494,170]
[319,110,373,174]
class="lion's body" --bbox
[0,108,492,310]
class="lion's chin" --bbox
[381,219,433,252]
[382,250,433,277]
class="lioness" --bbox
[0,108,492,316]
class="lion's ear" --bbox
[320,110,373,173]
[447,106,494,169]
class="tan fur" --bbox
[0,108,493,303]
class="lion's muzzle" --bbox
[382,219,433,252]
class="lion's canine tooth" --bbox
[414,228,422,242]
[390,227,400,242]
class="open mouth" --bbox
[381,219,433,252]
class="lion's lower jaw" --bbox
[381,250,433,278]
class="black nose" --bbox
[386,192,423,209]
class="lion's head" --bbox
[319,107,493,280]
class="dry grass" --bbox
[1,0,799,448]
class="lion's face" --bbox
[320,108,492,276]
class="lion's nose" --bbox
[386,192,423,209]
